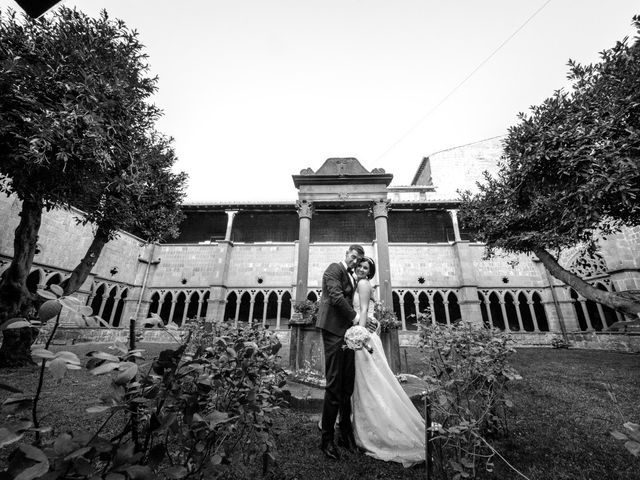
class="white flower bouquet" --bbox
[343,325,374,354]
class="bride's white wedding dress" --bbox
[351,287,426,468]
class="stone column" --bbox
[168,300,177,325]
[109,294,122,325]
[262,297,268,327]
[224,210,238,242]
[248,298,255,325]
[372,199,400,373]
[373,200,392,306]
[294,200,313,303]
[276,298,283,329]
[290,200,314,370]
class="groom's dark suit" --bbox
[316,261,357,448]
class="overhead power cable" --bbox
[376,0,553,161]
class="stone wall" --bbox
[225,243,297,288]
[148,244,227,288]
[0,194,146,295]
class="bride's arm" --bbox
[356,280,372,327]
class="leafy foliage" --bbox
[458,16,640,255]
[0,317,288,480]
[292,300,318,322]
[419,321,521,479]
[0,7,186,325]
[457,16,640,316]
[0,7,158,209]
[372,301,401,333]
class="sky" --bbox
[3,0,639,202]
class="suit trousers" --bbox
[320,329,355,444]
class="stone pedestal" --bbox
[288,313,323,373]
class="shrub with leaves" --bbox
[1,317,288,480]
[418,321,522,480]
[292,300,319,324]
[372,301,401,332]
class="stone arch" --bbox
[418,291,430,320]
[392,291,402,328]
[253,291,265,324]
[224,291,238,322]
[447,291,461,323]
[200,291,210,319]
[112,288,128,328]
[432,292,446,325]
[518,292,535,332]
[403,291,417,330]
[503,292,519,331]
[566,250,608,279]
[147,292,161,322]
[173,291,187,326]
[280,291,292,322]
[266,291,279,327]
[489,292,505,330]
[478,292,490,328]
[185,291,200,320]
[595,283,619,328]
[238,291,251,323]
[532,292,548,331]
[159,291,173,325]
[570,288,589,331]
[90,283,107,319]
[101,286,118,325]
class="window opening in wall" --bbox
[532,292,549,331]
[224,292,237,322]
[447,292,461,323]
[280,291,292,321]
[488,292,505,330]
[159,292,173,325]
[112,288,128,328]
[200,291,210,318]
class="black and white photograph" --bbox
[0,1,639,479]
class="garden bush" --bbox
[1,306,288,480]
[418,318,522,479]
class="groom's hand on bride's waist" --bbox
[365,318,379,333]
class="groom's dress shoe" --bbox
[320,442,341,460]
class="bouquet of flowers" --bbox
[343,325,374,354]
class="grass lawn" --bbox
[1,343,639,479]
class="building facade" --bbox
[1,137,638,348]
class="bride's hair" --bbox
[357,257,376,279]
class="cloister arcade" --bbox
[4,263,630,336]
[146,289,210,327]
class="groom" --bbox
[316,244,364,460]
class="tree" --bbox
[62,133,187,295]
[458,16,640,318]
[0,7,180,365]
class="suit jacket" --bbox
[316,262,357,337]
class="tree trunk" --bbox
[0,198,42,367]
[63,226,110,295]
[533,247,640,317]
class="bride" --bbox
[351,256,426,468]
